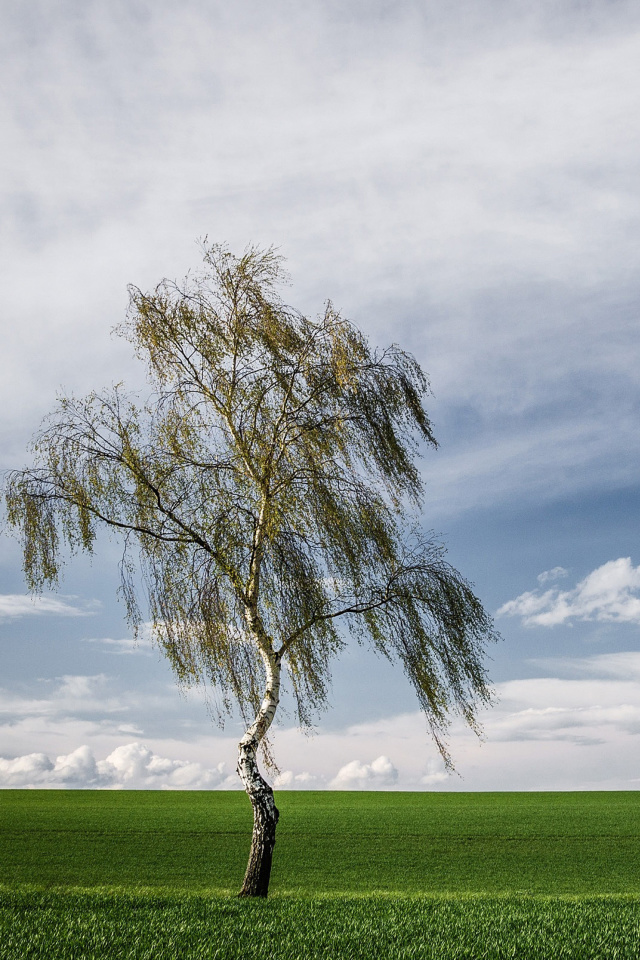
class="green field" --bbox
[2,790,640,958]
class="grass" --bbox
[2,889,640,959]
[1,790,640,957]
[2,789,640,894]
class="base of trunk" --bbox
[238,785,279,897]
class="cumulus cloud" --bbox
[273,770,320,789]
[0,742,235,790]
[0,752,54,786]
[0,670,231,764]
[330,755,398,789]
[497,557,640,626]
[289,653,640,790]
[0,594,98,620]
[96,742,233,789]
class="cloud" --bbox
[0,668,239,763]
[0,741,235,790]
[329,755,398,789]
[537,566,568,584]
[1,0,640,529]
[96,742,233,789]
[51,744,99,783]
[421,404,640,519]
[488,681,640,743]
[270,652,640,790]
[420,759,449,787]
[0,674,116,721]
[0,752,54,786]
[273,769,320,789]
[497,558,640,626]
[467,657,640,755]
[530,651,640,683]
[0,594,98,620]
[4,652,640,791]
[83,634,154,655]
[56,674,109,700]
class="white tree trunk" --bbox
[237,652,281,897]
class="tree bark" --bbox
[236,653,281,897]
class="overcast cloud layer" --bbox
[2,1,640,516]
[1,1,640,790]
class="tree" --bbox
[4,243,497,897]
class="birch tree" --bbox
[4,243,497,897]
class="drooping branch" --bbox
[5,239,498,768]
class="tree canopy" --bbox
[5,242,498,894]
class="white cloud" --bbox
[0,594,98,620]
[96,742,233,789]
[83,634,154,655]
[530,651,640,682]
[0,752,54,786]
[488,678,640,743]
[329,755,399,789]
[0,741,235,790]
[56,674,109,700]
[421,759,449,787]
[273,769,320,789]
[4,652,640,790]
[537,566,568,585]
[0,674,117,722]
[1,0,640,529]
[52,744,99,784]
[497,558,640,626]
[265,652,640,790]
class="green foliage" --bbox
[4,242,497,759]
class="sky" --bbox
[1,0,640,791]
